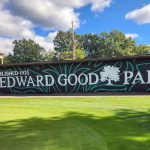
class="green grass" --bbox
[0,96,150,150]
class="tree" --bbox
[3,55,11,64]
[82,33,101,58]
[55,30,150,60]
[75,48,85,60]
[134,45,150,55]
[100,66,120,85]
[43,51,55,61]
[58,48,85,60]
[54,31,72,53]
[53,31,83,58]
[98,30,136,57]
[8,39,45,63]
[82,30,137,58]
[59,51,72,60]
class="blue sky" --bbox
[0,0,150,54]
[76,0,150,45]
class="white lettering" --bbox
[16,76,28,86]
[68,74,78,86]
[147,70,150,83]
[78,73,88,85]
[58,74,67,86]
[89,73,99,85]
[36,76,44,86]
[123,71,133,85]
[0,77,6,87]
[27,76,36,87]
[45,75,54,86]
[7,77,15,87]
[132,71,145,84]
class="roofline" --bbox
[0,53,5,55]
[0,55,150,67]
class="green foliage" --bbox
[43,51,55,61]
[99,30,136,57]
[82,33,101,58]
[82,30,137,58]
[3,55,11,64]
[55,30,150,59]
[54,31,72,53]
[58,48,85,60]
[8,39,45,63]
[134,45,150,55]
[5,30,150,64]
[53,31,85,60]
[59,51,73,60]
[75,48,85,60]
[54,31,82,53]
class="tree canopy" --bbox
[54,30,150,59]
[4,30,150,64]
[8,39,45,63]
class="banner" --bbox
[0,56,150,94]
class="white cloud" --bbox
[0,38,13,54]
[52,0,88,8]
[6,0,111,30]
[6,0,80,30]
[125,4,150,24]
[125,33,139,39]
[47,32,58,42]
[0,0,8,9]
[0,10,33,37]
[91,0,112,12]
[0,0,112,54]
[0,31,58,55]
[33,31,58,51]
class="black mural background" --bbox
[0,58,150,94]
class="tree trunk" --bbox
[107,79,113,85]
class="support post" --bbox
[72,21,76,60]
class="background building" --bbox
[0,52,5,64]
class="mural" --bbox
[0,57,150,94]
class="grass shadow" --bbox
[0,110,150,150]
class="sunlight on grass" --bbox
[125,134,150,142]
[0,96,150,150]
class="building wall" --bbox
[0,56,150,94]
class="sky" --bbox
[0,0,150,55]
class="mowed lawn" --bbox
[0,96,150,150]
